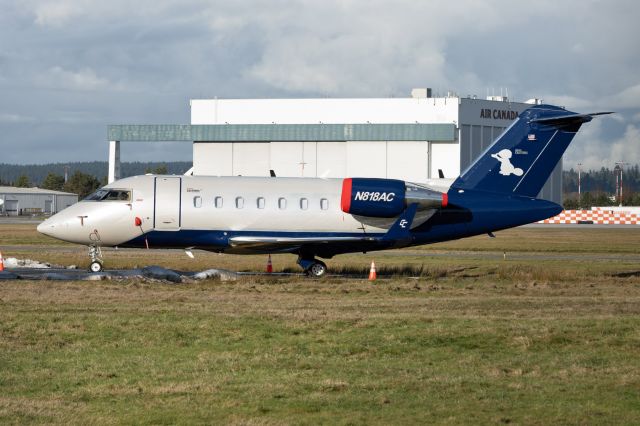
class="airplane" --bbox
[37,104,611,276]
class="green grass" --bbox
[1,224,640,424]
[1,279,639,424]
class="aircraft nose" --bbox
[37,218,56,237]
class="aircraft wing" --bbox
[227,203,420,252]
[228,235,378,251]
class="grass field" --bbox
[1,223,640,424]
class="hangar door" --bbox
[233,143,270,176]
[347,141,386,177]
[430,143,460,180]
[154,177,181,230]
[4,200,18,216]
[270,142,317,177]
[317,142,346,178]
[386,141,429,182]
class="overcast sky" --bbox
[0,0,638,170]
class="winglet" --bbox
[382,203,418,242]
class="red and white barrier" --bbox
[538,209,640,225]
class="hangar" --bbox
[0,186,78,216]
[107,90,562,203]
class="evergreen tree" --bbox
[154,164,168,174]
[63,171,101,198]
[144,164,168,174]
[15,175,30,188]
[41,173,65,191]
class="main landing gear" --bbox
[297,256,327,277]
[88,245,104,272]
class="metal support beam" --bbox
[107,123,457,143]
[108,141,120,183]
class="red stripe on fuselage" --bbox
[341,178,352,213]
[442,193,448,208]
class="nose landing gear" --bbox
[88,245,104,272]
[297,256,327,277]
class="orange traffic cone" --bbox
[368,260,377,281]
[0,251,4,272]
[266,254,273,273]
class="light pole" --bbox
[577,162,582,209]
[614,164,621,205]
[615,162,628,206]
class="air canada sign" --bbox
[480,108,519,120]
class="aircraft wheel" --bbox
[306,260,327,278]
[89,261,103,273]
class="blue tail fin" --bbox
[451,105,611,197]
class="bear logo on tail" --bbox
[491,149,523,176]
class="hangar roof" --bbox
[0,186,77,196]
[107,123,456,142]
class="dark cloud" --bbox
[0,0,638,169]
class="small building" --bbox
[0,186,78,216]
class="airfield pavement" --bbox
[0,221,639,424]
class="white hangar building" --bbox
[0,186,78,216]
[107,90,562,203]
[189,92,560,203]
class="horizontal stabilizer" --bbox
[531,111,613,127]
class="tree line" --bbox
[562,165,640,208]
[0,162,190,198]
[0,161,192,187]
[2,161,639,206]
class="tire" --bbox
[306,261,327,278]
[89,261,103,273]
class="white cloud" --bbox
[2,0,640,164]
[33,1,85,26]
[36,66,114,91]
[0,113,35,123]
[605,83,640,110]
[565,119,640,170]
[540,95,594,110]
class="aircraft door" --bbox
[154,177,181,230]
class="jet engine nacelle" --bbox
[341,178,406,218]
[341,178,447,218]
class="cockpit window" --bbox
[84,189,108,201]
[84,189,131,202]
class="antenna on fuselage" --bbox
[270,169,276,177]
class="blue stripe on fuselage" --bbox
[120,190,561,257]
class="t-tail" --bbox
[451,104,612,197]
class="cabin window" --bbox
[215,196,223,208]
[193,196,202,208]
[300,198,308,210]
[278,197,287,210]
[236,197,244,209]
[320,198,329,210]
[257,197,265,209]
